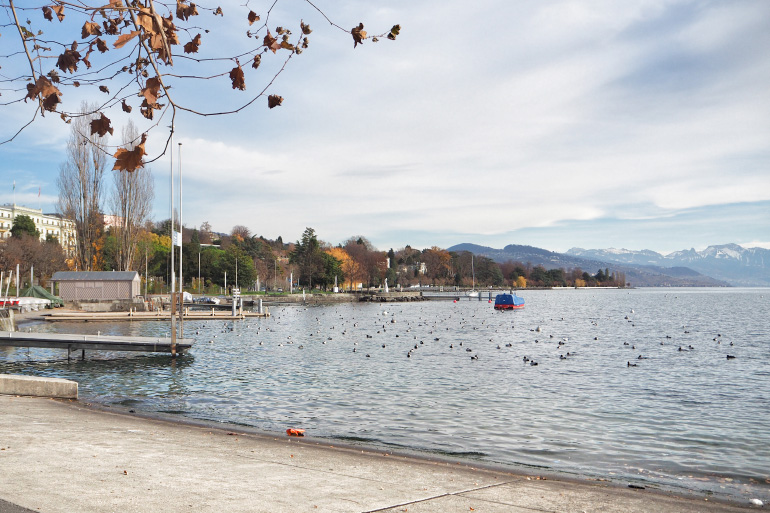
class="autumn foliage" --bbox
[3,1,400,171]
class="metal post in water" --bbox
[170,124,176,357]
[178,142,184,340]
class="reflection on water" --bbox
[2,288,769,502]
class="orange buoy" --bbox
[453,300,457,303]
[286,428,305,437]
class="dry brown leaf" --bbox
[351,23,366,48]
[268,94,283,108]
[42,94,61,111]
[42,6,53,22]
[99,85,109,94]
[248,11,260,25]
[176,1,198,21]
[81,21,101,39]
[230,65,245,90]
[113,31,140,49]
[103,18,120,36]
[136,7,155,33]
[162,15,179,45]
[251,54,261,69]
[90,112,113,137]
[96,38,108,53]
[184,34,201,54]
[301,21,312,35]
[263,31,280,53]
[139,98,162,120]
[56,48,81,73]
[141,76,162,104]
[214,6,223,16]
[25,76,62,112]
[113,134,147,172]
[121,99,132,113]
[52,5,65,22]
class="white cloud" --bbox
[3,0,769,253]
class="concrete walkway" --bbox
[0,395,755,513]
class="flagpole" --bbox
[170,124,176,356]
[178,141,183,339]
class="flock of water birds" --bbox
[190,299,742,371]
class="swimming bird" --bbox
[627,361,638,367]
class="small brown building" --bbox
[52,271,141,300]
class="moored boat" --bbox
[494,293,525,310]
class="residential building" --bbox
[0,204,76,256]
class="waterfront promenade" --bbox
[0,395,754,513]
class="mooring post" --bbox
[170,292,177,357]
[81,349,85,360]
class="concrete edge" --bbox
[0,374,78,399]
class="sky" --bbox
[2,0,769,255]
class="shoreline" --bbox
[4,294,768,509]
[0,394,757,512]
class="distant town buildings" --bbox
[101,214,125,230]
[0,204,76,256]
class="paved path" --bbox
[0,395,755,512]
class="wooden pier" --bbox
[0,330,192,355]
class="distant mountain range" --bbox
[447,242,769,287]
[566,244,770,287]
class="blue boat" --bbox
[494,293,525,310]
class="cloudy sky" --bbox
[2,0,769,254]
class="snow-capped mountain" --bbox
[449,243,729,287]
[567,244,769,286]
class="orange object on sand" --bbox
[286,428,305,437]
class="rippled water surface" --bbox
[3,288,769,502]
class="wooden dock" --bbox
[43,310,269,322]
[0,331,192,355]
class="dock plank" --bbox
[0,331,192,353]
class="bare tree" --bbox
[199,222,213,244]
[57,102,108,271]
[231,225,251,241]
[110,120,155,271]
[0,235,66,288]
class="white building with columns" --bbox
[0,204,76,256]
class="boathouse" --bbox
[52,271,141,301]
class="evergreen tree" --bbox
[10,214,39,238]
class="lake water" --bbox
[2,288,769,503]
